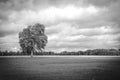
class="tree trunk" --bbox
[31,50,33,57]
[31,40,34,57]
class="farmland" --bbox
[0,56,120,80]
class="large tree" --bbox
[19,23,48,56]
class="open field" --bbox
[0,56,120,80]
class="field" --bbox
[0,56,120,80]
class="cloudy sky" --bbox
[0,0,120,52]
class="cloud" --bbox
[8,5,100,25]
[0,31,16,37]
[46,23,119,51]
[0,0,8,3]
[84,0,118,7]
[0,34,19,51]
[0,0,120,51]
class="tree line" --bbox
[0,49,120,56]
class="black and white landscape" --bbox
[0,0,120,80]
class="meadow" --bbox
[0,56,120,80]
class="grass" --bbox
[0,56,120,80]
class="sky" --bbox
[0,0,120,52]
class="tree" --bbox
[19,23,48,57]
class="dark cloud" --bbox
[46,29,59,35]
[0,0,33,11]
[0,31,17,37]
[0,0,9,3]
[33,0,81,7]
[0,11,9,22]
[84,0,118,7]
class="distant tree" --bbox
[119,49,120,51]
[19,23,48,57]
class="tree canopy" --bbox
[19,23,48,55]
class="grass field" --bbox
[0,56,120,80]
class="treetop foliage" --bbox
[19,23,47,54]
